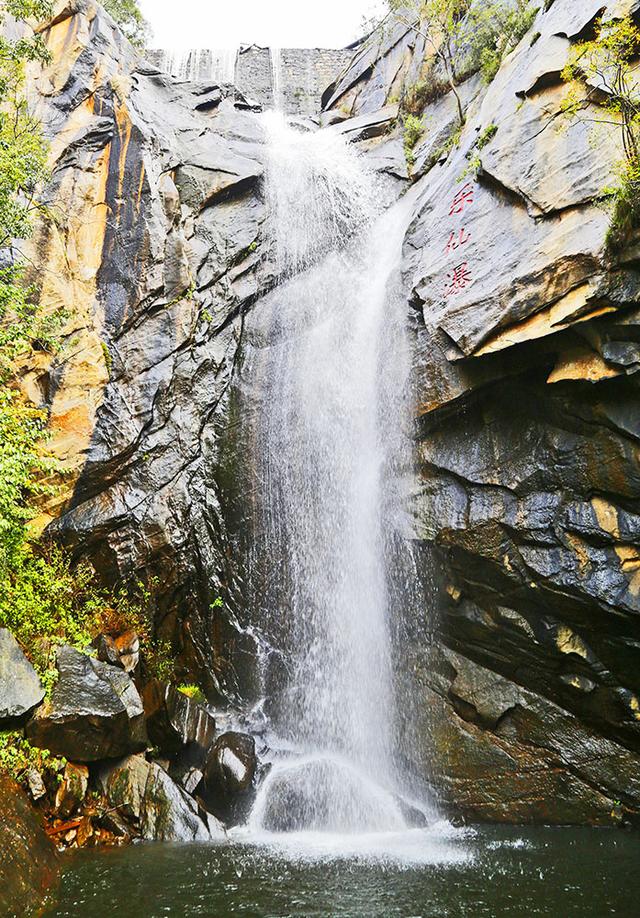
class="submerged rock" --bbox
[202,731,257,824]
[0,628,44,725]
[26,646,147,761]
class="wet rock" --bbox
[98,754,150,822]
[54,763,89,819]
[410,645,640,826]
[26,646,147,761]
[0,628,44,725]
[143,680,216,757]
[99,754,224,841]
[0,775,60,916]
[202,731,257,824]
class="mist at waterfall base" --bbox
[234,110,439,857]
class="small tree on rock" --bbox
[561,16,640,249]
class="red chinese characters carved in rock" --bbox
[449,183,474,216]
[445,227,471,253]
[444,262,473,296]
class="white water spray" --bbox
[244,113,422,836]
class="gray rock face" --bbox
[0,629,44,725]
[99,754,223,841]
[26,646,147,761]
[23,0,269,702]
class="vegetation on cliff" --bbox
[561,16,640,250]
[0,0,169,733]
[103,0,148,48]
[388,0,538,126]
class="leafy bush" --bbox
[403,75,450,114]
[403,114,425,164]
[177,684,206,704]
[0,730,64,784]
[466,1,539,84]
[604,157,640,251]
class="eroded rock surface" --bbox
[22,0,269,702]
[18,0,640,827]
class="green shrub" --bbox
[402,75,450,115]
[605,157,640,251]
[177,684,206,704]
[403,114,425,164]
[561,17,640,251]
[0,730,64,785]
[103,0,149,48]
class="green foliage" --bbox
[0,730,64,783]
[403,114,425,165]
[0,1,52,74]
[146,637,176,683]
[604,156,640,251]
[177,684,206,704]
[561,17,640,251]
[459,122,498,179]
[477,122,498,150]
[103,0,149,48]
[467,1,539,84]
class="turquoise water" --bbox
[44,825,639,917]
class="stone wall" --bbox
[149,45,353,116]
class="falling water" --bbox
[159,48,238,84]
[269,47,283,109]
[244,113,423,837]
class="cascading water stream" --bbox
[241,113,429,840]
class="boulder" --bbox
[54,762,89,819]
[202,731,257,824]
[0,775,59,916]
[0,628,44,725]
[143,680,216,757]
[99,754,224,842]
[26,646,147,761]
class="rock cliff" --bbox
[19,0,640,825]
[323,0,640,824]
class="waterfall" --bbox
[244,113,423,836]
[159,48,238,84]
[270,47,283,109]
